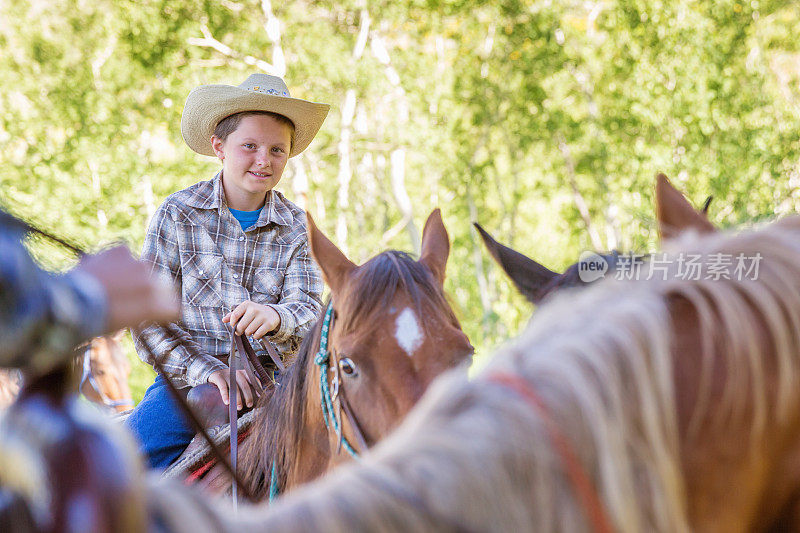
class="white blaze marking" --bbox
[395,308,423,357]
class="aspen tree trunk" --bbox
[371,29,420,254]
[390,148,420,253]
[468,188,491,329]
[469,26,496,335]
[260,0,286,77]
[568,63,621,250]
[334,10,371,254]
[336,90,356,255]
[290,158,309,211]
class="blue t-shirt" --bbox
[228,207,262,231]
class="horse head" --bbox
[305,208,474,455]
[79,331,134,413]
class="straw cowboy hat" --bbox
[181,73,330,158]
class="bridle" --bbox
[315,302,368,455]
[266,302,484,532]
[269,302,368,501]
[79,345,134,411]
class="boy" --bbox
[127,74,328,468]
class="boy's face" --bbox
[211,114,292,210]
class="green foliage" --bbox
[2,0,799,399]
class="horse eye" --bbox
[339,357,358,377]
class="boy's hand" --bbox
[207,368,256,410]
[222,301,280,340]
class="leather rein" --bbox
[227,331,284,506]
[486,372,615,533]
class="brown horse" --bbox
[152,209,800,532]
[0,332,132,412]
[189,209,474,499]
[475,173,713,304]
[78,330,134,413]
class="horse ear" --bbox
[306,212,357,295]
[473,223,558,305]
[419,209,450,285]
[655,173,716,242]
[701,195,713,215]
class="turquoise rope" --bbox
[269,461,278,502]
[314,303,360,459]
[269,303,359,503]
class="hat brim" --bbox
[181,85,330,158]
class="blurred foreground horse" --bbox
[152,213,800,531]
[0,344,145,532]
[0,215,150,532]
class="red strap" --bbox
[185,426,254,484]
[486,372,615,533]
[186,458,216,483]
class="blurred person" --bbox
[0,210,179,375]
[0,210,179,531]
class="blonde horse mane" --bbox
[151,216,800,532]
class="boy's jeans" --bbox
[125,374,194,469]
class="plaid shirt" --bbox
[0,211,106,375]
[133,174,323,388]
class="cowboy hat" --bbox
[181,73,330,158]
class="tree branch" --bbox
[187,25,280,75]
